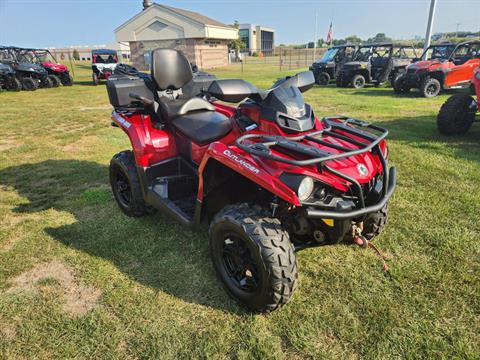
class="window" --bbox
[261,30,274,53]
[239,29,249,50]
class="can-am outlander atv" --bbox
[310,44,357,85]
[336,43,417,88]
[437,67,479,135]
[394,41,480,97]
[0,46,51,91]
[92,49,118,85]
[105,49,397,312]
[0,62,21,91]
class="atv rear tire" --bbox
[41,77,53,88]
[209,203,298,312]
[61,74,74,86]
[352,74,366,89]
[316,72,330,86]
[48,75,61,88]
[363,204,388,240]
[437,94,476,135]
[109,150,154,217]
[420,77,441,98]
[393,73,410,94]
[21,77,37,91]
[7,77,21,91]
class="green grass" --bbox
[0,62,479,359]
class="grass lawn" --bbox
[0,62,479,359]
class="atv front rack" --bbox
[235,116,397,219]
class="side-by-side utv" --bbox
[309,44,357,85]
[92,49,118,85]
[336,43,417,88]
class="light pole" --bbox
[423,0,437,59]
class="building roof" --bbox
[161,5,229,28]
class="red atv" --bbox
[106,49,397,312]
[394,41,480,97]
[437,67,479,134]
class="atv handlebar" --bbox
[129,92,154,107]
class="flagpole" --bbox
[313,10,318,60]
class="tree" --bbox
[72,49,80,61]
[229,21,245,60]
[367,33,392,43]
[345,35,362,44]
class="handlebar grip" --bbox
[129,92,154,106]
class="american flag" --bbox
[326,22,333,44]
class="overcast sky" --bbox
[1,0,479,48]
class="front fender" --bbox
[198,142,300,206]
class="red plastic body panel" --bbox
[41,62,68,73]
[474,68,480,106]
[112,100,387,205]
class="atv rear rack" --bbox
[235,116,396,219]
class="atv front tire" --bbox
[363,204,388,240]
[48,75,61,88]
[21,77,37,91]
[209,203,298,312]
[109,150,154,217]
[352,74,366,89]
[41,76,53,88]
[61,74,74,86]
[7,77,21,91]
[316,72,330,86]
[420,77,441,98]
[437,94,476,135]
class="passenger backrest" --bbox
[151,49,193,91]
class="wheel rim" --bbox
[319,75,328,85]
[354,77,364,88]
[221,234,259,292]
[114,170,132,207]
[426,83,438,96]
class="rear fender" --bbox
[198,142,299,206]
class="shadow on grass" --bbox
[0,160,240,313]
[375,115,480,162]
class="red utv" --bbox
[437,67,479,134]
[92,49,118,85]
[32,49,73,86]
[106,49,397,312]
[394,41,480,97]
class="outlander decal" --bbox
[223,149,260,174]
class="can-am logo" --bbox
[357,164,369,176]
[223,149,260,174]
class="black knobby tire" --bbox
[109,150,153,217]
[437,94,476,135]
[93,73,99,86]
[352,74,366,89]
[7,77,22,91]
[21,77,37,91]
[61,74,74,86]
[420,77,441,98]
[316,72,330,86]
[48,75,61,88]
[393,73,410,94]
[209,203,298,312]
[363,204,388,240]
[41,76,53,88]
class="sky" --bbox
[0,0,479,48]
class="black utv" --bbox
[309,44,357,85]
[336,43,418,89]
[0,62,21,91]
[0,46,51,91]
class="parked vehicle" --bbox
[92,49,118,85]
[0,62,21,91]
[394,41,480,97]
[0,46,50,90]
[309,44,357,85]
[105,49,397,312]
[437,67,479,134]
[20,48,74,86]
[336,43,417,88]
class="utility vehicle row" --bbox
[310,40,480,97]
[0,46,73,91]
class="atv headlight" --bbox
[297,177,315,201]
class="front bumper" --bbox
[305,166,396,220]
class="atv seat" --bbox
[151,49,232,145]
